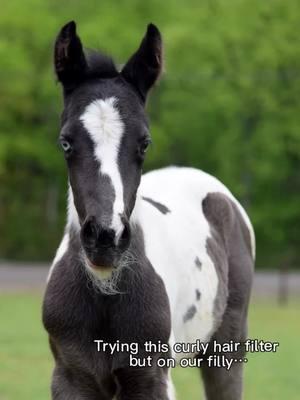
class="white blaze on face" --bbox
[79,97,125,239]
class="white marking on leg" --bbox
[80,97,125,237]
[47,233,69,282]
[166,370,176,400]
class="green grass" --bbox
[0,293,299,399]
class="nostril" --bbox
[81,217,99,248]
[81,217,129,251]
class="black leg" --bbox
[51,365,112,400]
[200,307,249,400]
[114,366,173,400]
[201,346,245,400]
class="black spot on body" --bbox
[195,256,202,269]
[196,289,201,301]
[142,196,170,214]
[183,305,197,323]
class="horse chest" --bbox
[44,261,171,351]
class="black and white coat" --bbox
[43,21,255,400]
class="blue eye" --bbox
[60,140,72,154]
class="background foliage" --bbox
[0,0,299,268]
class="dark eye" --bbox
[60,139,72,155]
[139,138,151,156]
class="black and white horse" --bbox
[43,21,255,400]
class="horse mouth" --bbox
[82,238,123,278]
[86,258,112,271]
[85,257,116,281]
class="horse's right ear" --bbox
[54,21,87,93]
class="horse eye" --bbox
[60,140,72,154]
[140,138,151,155]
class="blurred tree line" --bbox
[0,0,299,269]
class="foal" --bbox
[43,21,255,400]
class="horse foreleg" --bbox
[114,366,175,400]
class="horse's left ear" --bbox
[54,21,87,93]
[121,24,163,102]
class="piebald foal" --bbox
[43,21,254,400]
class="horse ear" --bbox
[121,24,163,102]
[54,21,87,92]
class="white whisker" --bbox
[80,247,138,296]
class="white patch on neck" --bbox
[67,185,80,230]
[79,97,125,238]
[166,370,176,399]
[47,233,70,282]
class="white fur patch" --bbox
[47,233,69,282]
[166,371,176,399]
[67,185,80,230]
[79,97,125,239]
[131,167,255,360]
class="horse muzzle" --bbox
[80,216,131,269]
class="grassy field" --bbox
[0,293,299,399]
